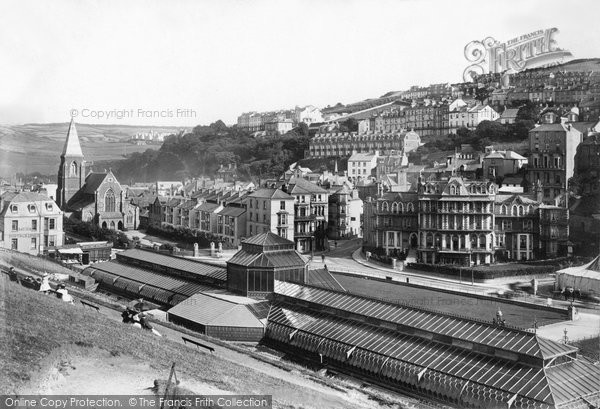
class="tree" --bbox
[297,122,309,137]
[475,120,509,141]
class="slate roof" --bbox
[287,176,328,195]
[217,206,246,217]
[167,292,266,328]
[248,188,294,200]
[82,173,109,194]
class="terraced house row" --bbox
[148,174,337,253]
[363,176,568,266]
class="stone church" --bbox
[56,119,139,230]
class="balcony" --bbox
[295,214,317,222]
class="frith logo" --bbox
[463,28,572,81]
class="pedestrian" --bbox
[334,241,338,248]
[39,272,51,294]
[321,254,325,262]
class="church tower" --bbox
[56,118,86,209]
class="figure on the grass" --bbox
[39,272,51,294]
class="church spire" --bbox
[61,118,84,157]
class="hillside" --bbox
[0,275,418,408]
[0,123,179,177]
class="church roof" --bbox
[61,119,84,157]
[82,173,109,194]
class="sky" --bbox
[1,0,599,127]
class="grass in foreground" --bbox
[0,279,417,409]
[0,281,303,401]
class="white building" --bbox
[294,106,323,125]
[348,151,379,180]
[0,192,64,255]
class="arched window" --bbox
[382,202,389,212]
[501,205,507,215]
[105,189,116,212]
[70,161,78,176]
[512,206,518,216]
[398,202,404,213]
[391,202,398,213]
[408,203,414,212]
[518,206,524,216]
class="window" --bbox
[10,205,17,213]
[70,161,78,176]
[12,220,18,231]
[280,201,286,210]
[45,203,53,211]
[49,219,56,230]
[48,236,56,247]
[30,238,37,250]
[263,201,266,210]
[32,220,37,231]
[28,204,36,213]
[11,238,18,250]
[105,189,116,212]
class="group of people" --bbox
[121,307,162,336]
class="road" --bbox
[310,238,504,295]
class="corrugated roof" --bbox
[116,249,227,282]
[267,303,557,406]
[274,281,577,360]
[307,269,346,292]
[167,293,265,328]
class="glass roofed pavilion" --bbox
[227,232,308,298]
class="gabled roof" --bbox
[287,176,328,195]
[217,206,246,217]
[248,188,294,200]
[82,173,109,194]
[61,119,84,157]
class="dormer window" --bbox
[10,205,18,213]
[28,204,36,213]
[45,203,53,211]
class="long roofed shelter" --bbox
[265,281,600,409]
[81,248,227,307]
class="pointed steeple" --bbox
[62,118,84,157]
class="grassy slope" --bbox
[0,281,329,404]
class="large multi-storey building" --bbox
[418,178,496,265]
[366,191,419,254]
[363,177,569,265]
[0,192,64,255]
[246,188,295,241]
[327,184,363,240]
[526,122,583,203]
[284,175,329,253]
[308,130,420,158]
